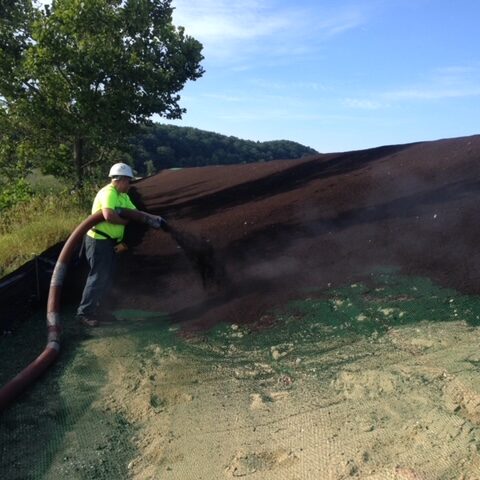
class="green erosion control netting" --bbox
[2,271,480,479]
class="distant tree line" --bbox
[128,124,319,175]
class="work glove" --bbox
[144,213,169,232]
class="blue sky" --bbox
[161,0,480,152]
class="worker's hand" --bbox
[144,213,169,231]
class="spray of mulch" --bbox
[120,207,227,289]
[163,222,227,289]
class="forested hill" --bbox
[128,124,318,175]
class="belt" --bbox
[90,228,120,244]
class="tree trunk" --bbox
[74,137,84,188]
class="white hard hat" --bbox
[109,162,134,178]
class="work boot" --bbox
[77,315,99,327]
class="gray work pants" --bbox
[77,235,116,318]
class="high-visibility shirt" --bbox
[87,184,137,242]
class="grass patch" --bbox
[0,190,91,277]
[25,169,66,195]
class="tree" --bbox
[0,0,204,186]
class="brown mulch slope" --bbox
[117,134,480,330]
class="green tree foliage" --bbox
[0,0,204,186]
[0,178,32,211]
[128,124,319,174]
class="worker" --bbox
[76,162,164,327]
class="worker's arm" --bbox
[115,207,169,231]
[102,208,129,225]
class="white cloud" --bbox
[250,78,329,92]
[313,10,366,37]
[343,64,480,109]
[171,0,368,61]
[384,87,480,101]
[202,93,246,102]
[342,98,385,110]
[385,65,480,101]
[172,0,292,42]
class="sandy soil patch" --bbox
[78,318,480,480]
